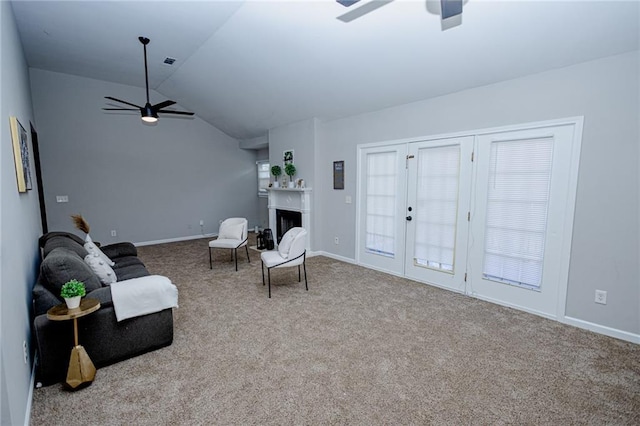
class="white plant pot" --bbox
[64,296,81,310]
[288,180,295,188]
[273,181,280,188]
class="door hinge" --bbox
[471,151,474,162]
[467,211,470,221]
[464,273,467,282]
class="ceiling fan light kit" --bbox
[102,36,194,123]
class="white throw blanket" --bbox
[110,275,178,322]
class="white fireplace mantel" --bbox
[267,187,312,250]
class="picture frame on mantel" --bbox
[333,160,344,190]
[9,116,32,193]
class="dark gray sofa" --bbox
[32,232,174,386]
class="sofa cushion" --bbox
[39,231,85,248]
[42,235,88,259]
[84,253,117,285]
[101,242,138,259]
[40,248,102,296]
[113,256,146,270]
[114,263,150,281]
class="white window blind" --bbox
[365,151,397,257]
[257,160,270,197]
[483,137,553,290]
[414,145,460,272]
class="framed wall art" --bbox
[9,116,32,192]
[283,149,294,166]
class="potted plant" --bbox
[284,163,296,188]
[60,279,86,309]
[271,165,282,188]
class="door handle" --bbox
[406,216,412,221]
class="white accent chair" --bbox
[260,227,307,298]
[208,218,250,271]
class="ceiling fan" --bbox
[337,0,464,25]
[103,37,194,123]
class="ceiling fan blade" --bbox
[157,110,195,116]
[152,100,176,110]
[337,0,394,22]
[105,96,142,109]
[102,108,139,111]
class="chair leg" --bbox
[235,248,238,271]
[298,265,301,282]
[268,268,271,298]
[245,245,250,263]
[209,247,212,269]
[261,261,265,285]
[303,260,308,291]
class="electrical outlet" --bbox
[199,220,204,226]
[345,196,352,204]
[23,341,28,364]
[55,195,69,203]
[110,230,117,237]
[334,237,339,245]
[595,290,607,305]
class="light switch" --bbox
[56,195,69,203]
[345,196,352,204]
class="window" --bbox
[414,144,460,273]
[365,151,398,257]
[482,137,553,290]
[257,160,270,197]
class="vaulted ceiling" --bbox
[11,0,640,140]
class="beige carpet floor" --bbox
[30,237,640,425]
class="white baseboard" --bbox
[563,316,640,344]
[314,251,357,264]
[134,233,216,247]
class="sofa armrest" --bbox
[101,242,138,259]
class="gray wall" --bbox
[29,69,259,244]
[313,51,639,335]
[0,2,43,425]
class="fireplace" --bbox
[267,187,312,251]
[276,209,302,243]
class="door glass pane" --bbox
[414,145,460,272]
[482,137,553,289]
[365,151,397,257]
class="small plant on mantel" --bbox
[271,165,282,188]
[284,163,296,188]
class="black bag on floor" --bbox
[262,228,275,250]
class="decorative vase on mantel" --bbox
[272,180,280,188]
[288,180,295,189]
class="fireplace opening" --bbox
[276,209,302,243]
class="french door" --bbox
[467,124,578,317]
[357,144,408,276]
[404,137,473,293]
[357,119,581,319]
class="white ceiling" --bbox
[11,0,640,140]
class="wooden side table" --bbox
[47,298,100,389]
